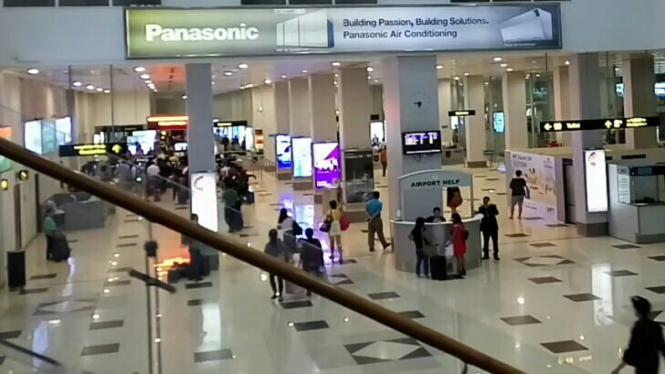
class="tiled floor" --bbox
[3,166,665,374]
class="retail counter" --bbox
[390,214,483,274]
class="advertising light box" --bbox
[191,172,219,232]
[292,137,313,178]
[276,134,292,169]
[126,4,561,59]
[370,121,385,147]
[313,142,341,189]
[584,149,608,213]
[24,120,43,155]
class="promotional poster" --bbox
[126,4,561,58]
[191,172,219,232]
[370,121,385,147]
[292,137,313,178]
[313,142,341,189]
[24,120,43,155]
[276,134,292,169]
[344,149,374,204]
[510,151,557,220]
[584,149,608,212]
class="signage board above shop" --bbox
[125,5,561,59]
[540,116,660,133]
[448,110,476,117]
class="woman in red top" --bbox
[450,213,467,277]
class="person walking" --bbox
[509,169,528,219]
[300,228,325,297]
[380,147,388,177]
[325,200,344,263]
[222,182,241,233]
[43,208,58,261]
[612,296,665,374]
[366,191,391,252]
[409,217,430,278]
[449,213,467,278]
[478,196,500,260]
[264,229,289,302]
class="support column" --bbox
[569,53,607,236]
[383,56,441,220]
[338,67,372,222]
[309,74,338,203]
[288,78,312,189]
[464,75,486,167]
[553,66,572,146]
[438,79,453,145]
[502,72,529,150]
[623,53,658,149]
[186,63,218,232]
[271,81,291,179]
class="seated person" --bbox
[425,207,446,223]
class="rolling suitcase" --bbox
[177,188,189,205]
[429,255,447,281]
[51,233,71,262]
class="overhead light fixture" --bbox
[281,74,287,79]
[454,76,460,81]
[565,60,571,65]
[182,94,187,100]
[238,63,248,69]
[104,89,111,94]
[264,78,272,84]
[367,75,371,80]
[240,86,245,90]
[506,68,514,72]
[493,57,503,62]
[86,84,95,90]
[26,68,39,75]
[436,65,443,70]
[223,71,233,76]
[334,73,339,78]
[464,72,470,76]
[374,79,379,83]
[134,66,146,73]
[485,82,489,85]
[535,73,541,78]
[140,74,150,80]
[211,81,215,85]
[72,81,82,87]
[96,88,103,92]
[333,80,338,86]
[331,61,341,67]
[500,63,508,68]
[366,66,374,72]
[144,80,153,84]
[301,69,308,73]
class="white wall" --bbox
[91,90,151,127]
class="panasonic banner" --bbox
[125,5,561,58]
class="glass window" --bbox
[290,0,332,4]
[241,0,286,4]
[60,0,108,5]
[335,0,377,4]
[113,0,161,5]
[4,0,54,6]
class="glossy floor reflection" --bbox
[3,166,665,373]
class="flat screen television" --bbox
[493,112,505,133]
[402,131,442,155]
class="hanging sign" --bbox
[540,116,660,133]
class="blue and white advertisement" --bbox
[276,134,292,169]
[126,4,561,58]
[292,137,313,178]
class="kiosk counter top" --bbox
[390,214,483,274]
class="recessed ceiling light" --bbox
[436,65,443,70]
[223,71,233,76]
[485,82,489,85]
[366,67,374,72]
[140,74,150,80]
[72,81,82,87]
[500,63,508,68]
[334,73,339,78]
[96,88,103,92]
[182,94,187,100]
[26,68,39,75]
[245,83,254,88]
[506,68,514,72]
[464,72,470,76]
[240,86,245,90]
[86,85,95,90]
[264,78,272,84]
[281,74,287,79]
[144,80,153,84]
[535,73,541,78]
[565,60,571,65]
[374,79,379,83]
[301,70,308,73]
[134,66,145,73]
[104,89,110,94]
[331,61,341,67]
[493,57,503,62]
[333,81,338,86]
[454,76,460,81]
[238,63,248,69]
[367,75,371,80]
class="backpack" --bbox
[292,221,303,236]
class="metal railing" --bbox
[0,136,526,374]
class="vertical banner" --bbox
[344,149,374,204]
[292,137,313,178]
[276,134,292,169]
[313,142,341,189]
[509,151,557,220]
[584,149,608,212]
[190,172,219,232]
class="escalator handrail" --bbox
[0,137,525,374]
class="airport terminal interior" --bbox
[1,1,665,374]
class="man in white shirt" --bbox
[147,163,160,177]
[146,163,161,201]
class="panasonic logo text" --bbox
[145,24,260,42]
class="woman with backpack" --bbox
[324,200,344,264]
[449,213,467,278]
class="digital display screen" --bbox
[276,134,292,169]
[0,127,12,173]
[24,120,43,155]
[292,137,313,178]
[616,82,665,98]
[402,131,442,155]
[131,130,157,155]
[584,149,608,213]
[55,117,72,145]
[41,120,57,154]
[174,142,187,152]
[493,112,505,133]
[313,142,341,189]
[370,121,385,147]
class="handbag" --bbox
[319,221,331,233]
[340,212,350,231]
[444,242,455,258]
